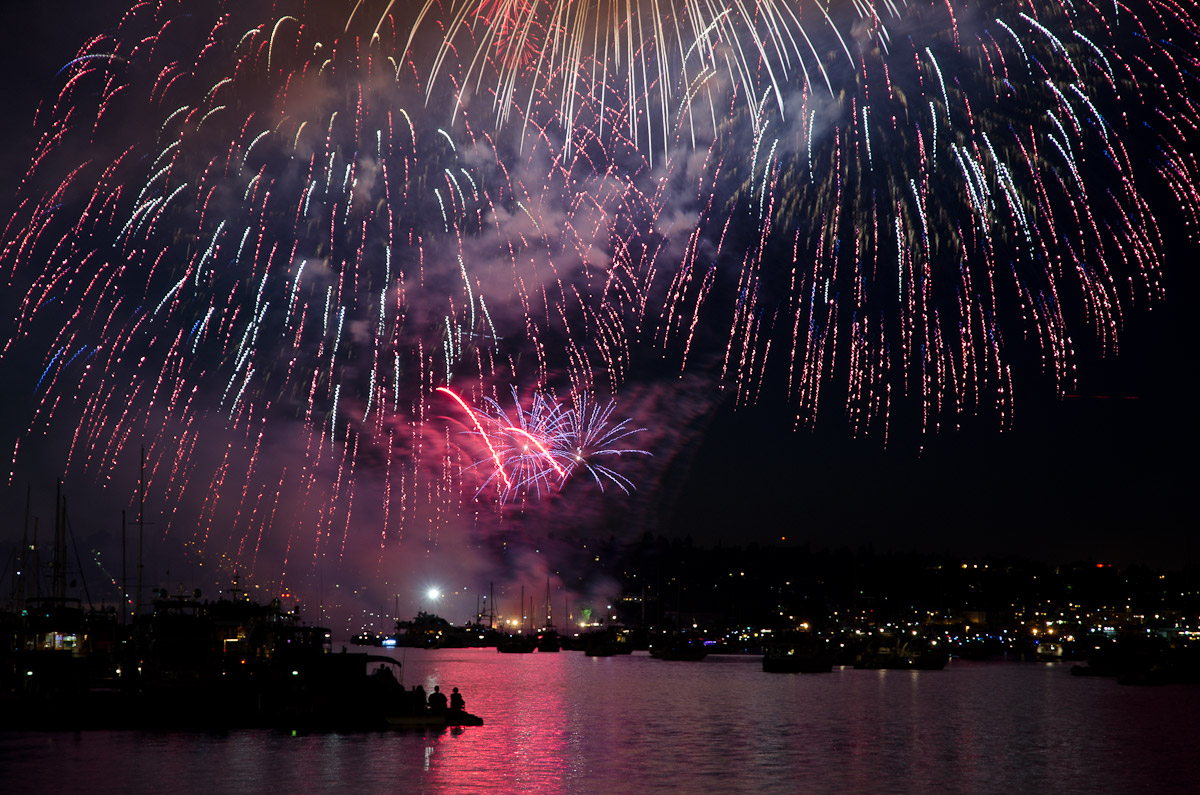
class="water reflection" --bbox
[3,653,1199,794]
[402,650,573,792]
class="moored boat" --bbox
[496,633,537,653]
[853,632,949,671]
[650,637,708,661]
[386,709,485,728]
[763,635,836,673]
[537,628,562,652]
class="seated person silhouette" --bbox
[428,685,448,712]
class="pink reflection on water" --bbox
[388,647,574,793]
[5,654,1200,794]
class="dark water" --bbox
[3,651,1198,794]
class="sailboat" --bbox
[537,579,561,652]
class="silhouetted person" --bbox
[413,684,426,711]
[428,685,448,712]
[372,665,398,687]
[371,665,401,706]
[449,687,465,712]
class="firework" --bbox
[411,0,1198,442]
[0,0,1195,591]
[440,386,649,502]
[0,1,567,581]
[555,392,652,495]
[408,0,815,163]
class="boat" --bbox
[649,637,708,661]
[762,635,836,673]
[350,631,386,647]
[496,633,537,653]
[385,711,484,728]
[1035,640,1064,662]
[394,610,453,648]
[3,483,124,705]
[656,645,708,661]
[536,628,562,652]
[3,578,492,732]
[583,630,622,657]
[852,632,949,671]
[534,580,561,652]
[369,665,485,728]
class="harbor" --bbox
[1,581,484,732]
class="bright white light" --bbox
[427,588,441,601]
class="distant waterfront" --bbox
[3,650,1198,794]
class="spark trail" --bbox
[0,0,1195,593]
[441,386,650,503]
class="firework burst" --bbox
[440,386,650,502]
[0,0,1195,592]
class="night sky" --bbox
[0,2,1195,626]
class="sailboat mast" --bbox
[53,479,64,601]
[31,518,41,599]
[135,446,145,618]
[121,509,127,625]
[14,485,30,610]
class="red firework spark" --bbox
[473,0,545,69]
